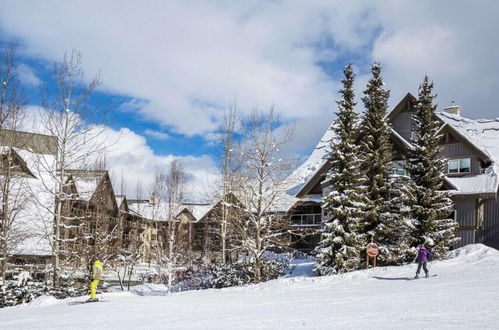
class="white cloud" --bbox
[144,129,170,141]
[1,0,498,168]
[370,1,499,115]
[101,127,219,201]
[15,64,41,86]
[21,107,219,201]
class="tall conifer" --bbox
[360,63,409,264]
[406,76,458,258]
[315,64,366,275]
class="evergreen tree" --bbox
[315,64,366,275]
[360,63,409,264]
[383,175,413,263]
[405,76,458,258]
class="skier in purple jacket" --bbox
[414,244,432,278]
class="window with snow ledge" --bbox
[390,160,409,177]
[447,158,471,174]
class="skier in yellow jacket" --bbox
[88,259,103,302]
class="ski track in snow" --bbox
[1,244,499,329]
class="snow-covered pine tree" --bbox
[405,76,458,258]
[315,64,366,275]
[383,175,413,263]
[359,63,393,259]
[359,63,409,264]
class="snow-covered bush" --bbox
[261,251,293,272]
[178,262,213,290]
[210,259,283,288]
[0,281,47,307]
[0,273,107,308]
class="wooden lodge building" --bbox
[284,93,499,251]
[2,92,499,279]
[0,129,242,279]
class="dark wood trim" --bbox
[458,226,477,231]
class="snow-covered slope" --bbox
[2,244,498,329]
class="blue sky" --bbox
[1,0,498,198]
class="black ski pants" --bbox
[416,261,429,275]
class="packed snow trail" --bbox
[2,244,499,329]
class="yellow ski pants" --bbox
[90,280,99,299]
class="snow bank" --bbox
[128,283,169,296]
[26,295,59,307]
[447,243,499,261]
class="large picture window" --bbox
[448,158,471,174]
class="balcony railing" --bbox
[290,213,321,227]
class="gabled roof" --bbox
[0,147,37,178]
[438,123,492,165]
[289,94,418,199]
[287,94,499,201]
[178,204,214,222]
[293,128,414,198]
[2,143,58,257]
[437,112,499,164]
[386,93,417,122]
[65,170,107,202]
[116,195,129,211]
[284,121,335,197]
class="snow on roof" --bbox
[447,164,499,196]
[67,170,106,202]
[283,108,499,203]
[9,149,57,256]
[437,112,499,195]
[127,200,212,222]
[284,123,335,196]
[127,200,162,221]
[438,112,499,163]
[188,204,214,221]
[268,190,300,213]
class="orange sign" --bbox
[366,243,379,257]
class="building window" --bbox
[448,158,471,174]
[390,160,409,177]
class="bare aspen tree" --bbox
[31,50,108,286]
[0,44,31,282]
[150,160,190,292]
[163,160,189,291]
[232,108,295,283]
[218,102,240,264]
[150,167,167,281]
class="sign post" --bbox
[366,243,379,268]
